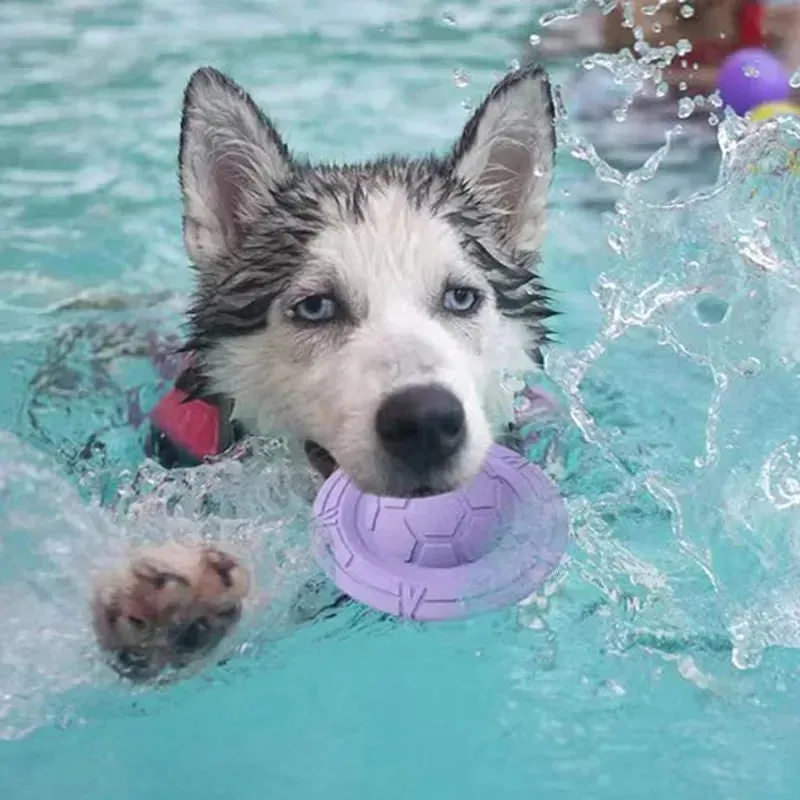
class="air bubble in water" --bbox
[571,142,592,161]
[528,33,541,47]
[731,644,763,670]
[677,97,695,119]
[508,58,521,72]
[441,11,456,26]
[539,8,580,27]
[680,3,695,19]
[734,357,762,377]
[744,64,760,79]
[695,294,730,326]
[791,67,800,88]
[461,98,473,111]
[676,38,692,57]
[452,68,470,88]
[608,232,626,255]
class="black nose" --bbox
[376,385,466,472]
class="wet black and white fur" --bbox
[91,64,557,681]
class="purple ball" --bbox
[717,48,790,116]
[311,443,569,621]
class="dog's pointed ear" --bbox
[451,65,555,252]
[179,67,292,271]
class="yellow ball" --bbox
[748,102,800,123]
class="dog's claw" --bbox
[201,547,236,588]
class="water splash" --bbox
[547,109,800,670]
[0,430,327,739]
[4,7,800,743]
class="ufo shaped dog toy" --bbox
[311,389,569,621]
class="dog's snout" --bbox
[376,385,466,471]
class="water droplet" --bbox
[695,294,730,326]
[528,33,541,47]
[708,112,720,126]
[441,11,456,26]
[452,68,470,89]
[732,644,763,670]
[676,38,692,57]
[508,58,521,72]
[596,679,626,697]
[734,357,762,377]
[571,142,591,161]
[680,4,695,19]
[791,67,800,89]
[677,97,695,119]
[744,63,760,79]
[679,80,688,91]
[608,232,625,255]
[677,656,711,689]
[652,22,662,34]
[526,615,547,631]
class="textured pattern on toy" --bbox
[311,443,568,621]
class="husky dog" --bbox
[91,63,557,680]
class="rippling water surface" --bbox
[3,1,800,798]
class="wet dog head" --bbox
[178,65,556,496]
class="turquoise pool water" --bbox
[4,0,800,797]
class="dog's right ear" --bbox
[451,64,555,253]
[179,67,292,271]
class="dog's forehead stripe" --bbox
[307,182,471,300]
[309,184,462,266]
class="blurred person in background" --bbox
[600,0,800,95]
[523,1,800,205]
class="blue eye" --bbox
[292,295,338,322]
[442,287,481,314]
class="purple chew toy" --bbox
[311,389,568,621]
[717,48,790,116]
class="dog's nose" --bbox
[376,385,466,472]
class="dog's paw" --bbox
[91,543,250,681]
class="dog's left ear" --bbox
[452,64,555,252]
[179,67,293,272]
